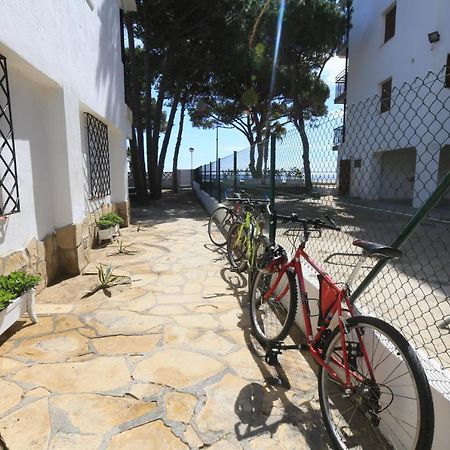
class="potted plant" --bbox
[0,271,40,335]
[97,217,116,242]
[101,212,124,234]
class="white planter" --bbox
[114,224,120,235]
[98,227,115,242]
[0,288,38,335]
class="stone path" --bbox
[0,190,331,449]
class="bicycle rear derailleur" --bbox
[265,342,309,366]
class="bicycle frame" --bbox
[263,244,375,389]
[234,211,263,269]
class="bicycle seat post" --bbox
[346,254,368,288]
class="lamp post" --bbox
[189,147,194,170]
[216,125,219,162]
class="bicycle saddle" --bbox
[352,239,403,259]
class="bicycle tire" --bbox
[318,315,434,450]
[249,268,297,345]
[208,206,233,246]
[226,222,248,272]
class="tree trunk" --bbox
[124,12,148,204]
[154,89,181,198]
[172,93,187,192]
[295,114,313,192]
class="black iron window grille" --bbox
[384,3,396,43]
[0,54,20,216]
[380,77,392,113]
[445,54,450,88]
[85,113,111,199]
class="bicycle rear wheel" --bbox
[249,269,297,345]
[208,207,232,246]
[318,316,434,450]
[226,222,248,272]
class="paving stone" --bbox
[126,383,162,400]
[157,293,202,304]
[13,357,131,393]
[5,316,54,340]
[196,373,248,434]
[92,334,161,355]
[11,331,89,363]
[163,325,200,346]
[0,357,25,376]
[223,348,262,379]
[84,309,166,336]
[173,314,219,330]
[108,420,188,450]
[134,349,224,389]
[150,305,187,315]
[0,379,23,416]
[189,330,235,356]
[115,294,157,312]
[248,423,310,449]
[0,398,50,449]
[35,304,74,315]
[0,339,15,356]
[50,394,157,435]
[48,432,103,450]
[54,315,85,332]
[23,387,51,399]
[208,435,242,449]
[183,425,204,448]
[164,391,197,423]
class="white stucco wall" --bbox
[347,0,450,104]
[0,0,131,255]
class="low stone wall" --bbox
[0,200,130,286]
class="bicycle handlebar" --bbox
[266,203,341,231]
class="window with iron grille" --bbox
[85,113,111,199]
[0,54,20,216]
[384,4,396,43]
[380,77,392,113]
[445,54,450,88]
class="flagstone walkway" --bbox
[0,190,330,449]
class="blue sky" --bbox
[162,56,345,171]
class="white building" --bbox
[0,0,135,284]
[335,0,450,207]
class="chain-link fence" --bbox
[195,67,450,370]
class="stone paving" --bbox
[0,190,331,449]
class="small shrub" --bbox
[0,271,41,311]
[97,218,116,230]
[100,212,124,226]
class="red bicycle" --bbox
[249,207,434,450]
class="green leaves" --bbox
[81,265,131,299]
[0,271,41,311]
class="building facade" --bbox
[336,0,450,207]
[0,0,135,284]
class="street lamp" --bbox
[189,147,194,171]
[216,125,219,162]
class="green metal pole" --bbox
[209,162,212,196]
[233,151,237,194]
[350,171,450,305]
[217,157,221,202]
[269,134,276,244]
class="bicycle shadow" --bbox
[219,268,332,449]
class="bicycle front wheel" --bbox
[226,222,248,272]
[318,316,434,450]
[208,207,232,246]
[249,269,297,345]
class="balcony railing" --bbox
[332,125,344,151]
[334,69,347,104]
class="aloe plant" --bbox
[81,264,131,299]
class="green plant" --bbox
[0,271,41,311]
[97,218,116,230]
[108,240,136,256]
[100,212,124,226]
[81,264,131,299]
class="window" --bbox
[384,4,396,43]
[0,54,20,215]
[445,54,450,88]
[380,78,392,113]
[354,159,362,168]
[85,113,111,199]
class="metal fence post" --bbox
[233,151,237,193]
[269,134,276,243]
[209,162,212,196]
[217,157,221,202]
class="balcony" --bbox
[334,69,347,104]
[332,125,344,151]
